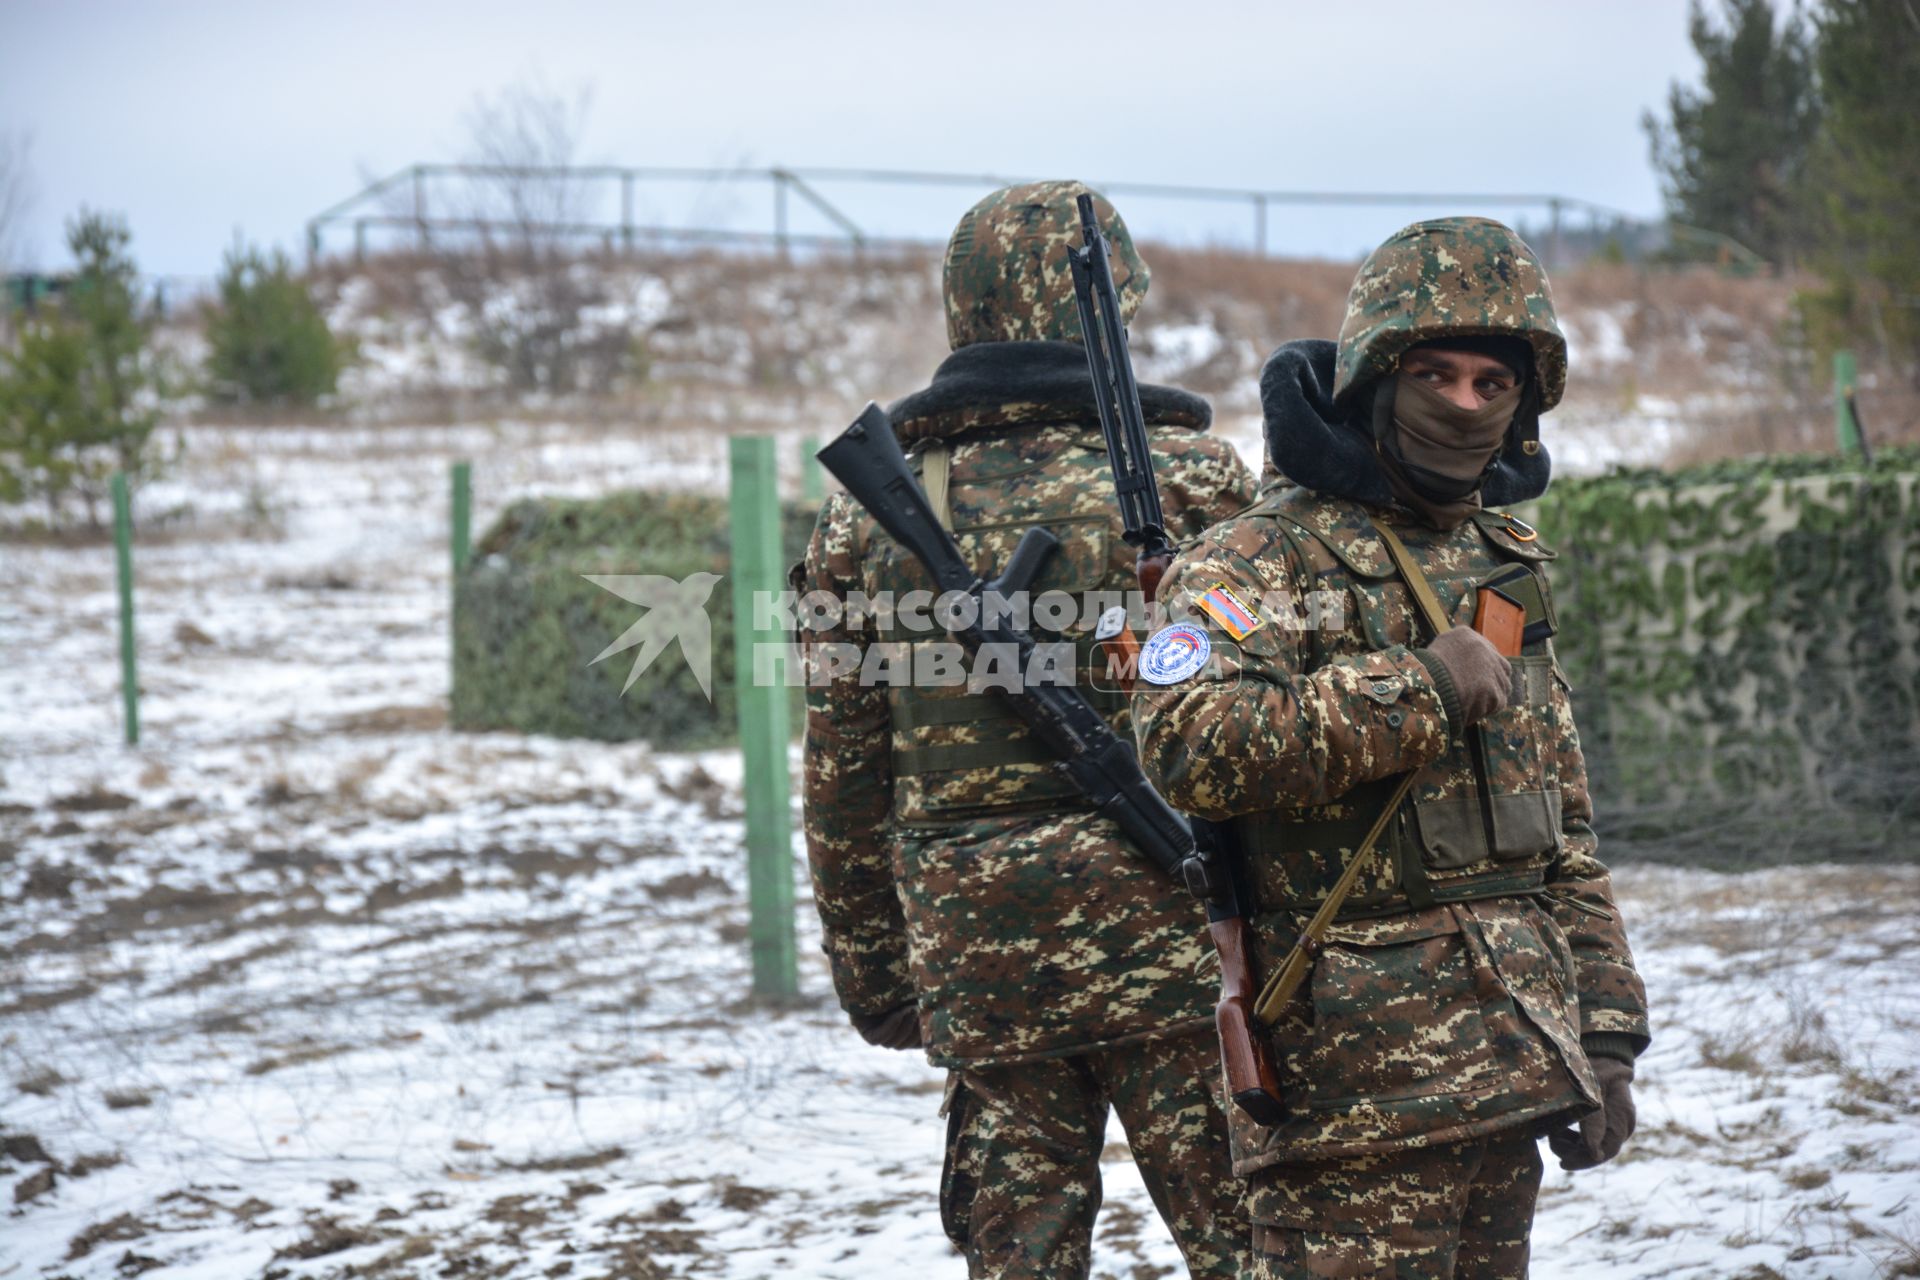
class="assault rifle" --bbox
[817,403,1223,901]
[1067,191,1286,1126]
[1065,193,1178,601]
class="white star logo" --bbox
[582,572,724,702]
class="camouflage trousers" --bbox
[940,1027,1248,1279]
[1248,1127,1544,1279]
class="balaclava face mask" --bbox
[1388,374,1522,500]
[1369,337,1531,528]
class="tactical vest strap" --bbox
[1234,775,1400,852]
[922,439,954,530]
[891,695,1020,732]
[1395,834,1438,909]
[893,736,1059,775]
[1372,517,1453,909]
[1370,518,1452,635]
[1257,866,1550,922]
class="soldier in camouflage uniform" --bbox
[1132,216,1650,1278]
[798,181,1257,1279]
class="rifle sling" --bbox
[1250,515,1452,1026]
[1371,518,1453,634]
[921,440,954,531]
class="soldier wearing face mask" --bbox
[1131,217,1650,1279]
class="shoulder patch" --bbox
[1196,583,1263,640]
[1139,623,1212,685]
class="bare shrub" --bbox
[1698,1028,1765,1074]
[429,79,635,396]
[1778,986,1842,1068]
[455,97,635,395]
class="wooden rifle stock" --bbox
[1095,548,1170,696]
[1135,547,1173,607]
[1210,912,1286,1127]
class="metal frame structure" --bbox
[307,164,1757,268]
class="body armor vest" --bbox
[1230,490,1567,920]
[862,429,1129,826]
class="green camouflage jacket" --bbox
[800,363,1256,1067]
[1133,484,1649,1178]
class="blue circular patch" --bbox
[1139,622,1212,685]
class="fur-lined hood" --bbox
[888,340,1211,443]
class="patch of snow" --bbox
[3,418,1914,1279]
[1562,304,1636,370]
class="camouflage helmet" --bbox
[942,180,1148,350]
[1334,216,1567,411]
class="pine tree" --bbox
[1643,0,1822,263]
[1807,0,1920,384]
[204,241,347,406]
[0,209,169,529]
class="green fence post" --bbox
[111,472,139,746]
[799,434,825,505]
[1834,350,1861,456]
[729,435,798,999]
[451,461,471,710]
[451,461,473,574]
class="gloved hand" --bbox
[852,1002,923,1051]
[1417,627,1513,728]
[1547,1057,1636,1170]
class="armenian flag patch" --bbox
[1196,583,1263,640]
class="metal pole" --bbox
[1834,350,1861,455]
[800,435,825,504]
[1254,194,1268,257]
[413,165,426,252]
[621,172,635,254]
[111,473,139,746]
[778,171,867,248]
[451,461,471,706]
[774,172,790,261]
[1548,197,1564,270]
[728,436,798,999]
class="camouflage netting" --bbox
[1523,446,1920,867]
[453,490,813,746]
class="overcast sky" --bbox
[2,0,1707,278]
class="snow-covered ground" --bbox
[3,421,1916,1279]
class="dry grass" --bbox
[196,241,1920,471]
